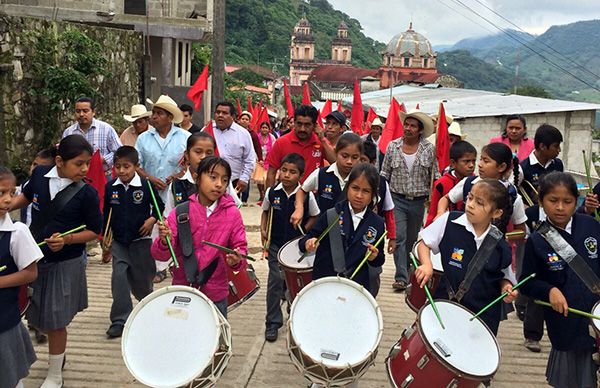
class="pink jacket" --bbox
[488,136,534,161]
[151,193,247,302]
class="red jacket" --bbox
[425,172,461,227]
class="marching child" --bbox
[19,149,54,227]
[425,140,477,226]
[520,172,600,388]
[0,167,43,388]
[11,135,102,388]
[104,146,164,338]
[260,153,320,341]
[291,132,364,225]
[299,163,385,294]
[152,156,247,318]
[416,179,518,335]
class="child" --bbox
[0,167,43,388]
[416,179,518,335]
[291,132,364,225]
[520,172,600,388]
[260,153,320,342]
[425,140,477,226]
[256,121,277,203]
[520,124,564,205]
[299,163,385,294]
[104,146,164,338]
[152,156,247,318]
[11,135,102,388]
[19,149,55,227]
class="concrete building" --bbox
[350,85,600,174]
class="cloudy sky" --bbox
[328,0,600,45]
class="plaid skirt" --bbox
[0,322,36,388]
[546,347,597,388]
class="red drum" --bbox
[227,264,260,312]
[386,300,500,388]
[277,237,314,303]
[406,244,444,312]
[18,285,30,317]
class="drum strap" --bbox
[449,225,503,302]
[327,208,346,275]
[538,221,600,294]
[175,201,218,287]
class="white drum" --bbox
[411,243,443,272]
[592,301,600,335]
[278,237,315,302]
[287,276,383,386]
[122,286,232,388]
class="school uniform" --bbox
[520,153,564,205]
[420,211,514,335]
[262,183,319,330]
[299,201,385,293]
[520,213,600,387]
[370,177,395,297]
[0,214,43,388]
[301,163,346,213]
[104,173,164,329]
[22,165,102,331]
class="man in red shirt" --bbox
[265,105,335,187]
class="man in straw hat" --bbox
[121,104,152,146]
[362,116,384,169]
[381,109,439,291]
[135,95,190,283]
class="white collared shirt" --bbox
[262,183,320,216]
[0,214,43,270]
[301,162,348,193]
[206,200,218,218]
[349,206,367,231]
[44,166,74,201]
[549,217,573,235]
[529,152,554,169]
[112,172,142,191]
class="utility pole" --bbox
[211,0,225,110]
[513,50,520,94]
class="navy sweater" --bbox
[0,232,19,333]
[267,186,309,248]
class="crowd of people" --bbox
[0,94,599,388]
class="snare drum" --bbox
[227,263,260,312]
[122,286,232,388]
[278,237,314,302]
[406,244,444,312]
[386,300,500,388]
[287,277,383,387]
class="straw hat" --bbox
[123,104,151,122]
[147,95,183,124]
[240,110,253,120]
[398,109,435,138]
[430,113,454,125]
[448,122,466,140]
[371,117,384,128]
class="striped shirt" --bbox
[62,118,122,170]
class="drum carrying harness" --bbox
[447,224,504,302]
[537,221,600,294]
[327,208,347,276]
[176,201,218,287]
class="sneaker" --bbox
[106,325,124,338]
[524,339,541,353]
[392,281,407,291]
[265,328,278,342]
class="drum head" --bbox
[412,244,443,272]
[419,301,500,378]
[289,277,383,368]
[122,286,220,388]
[278,237,315,269]
[593,301,600,332]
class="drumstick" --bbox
[297,212,341,263]
[38,224,87,247]
[349,231,387,280]
[409,252,445,329]
[505,230,525,241]
[297,223,305,236]
[0,265,6,272]
[104,207,113,240]
[147,181,180,269]
[264,207,274,255]
[202,240,256,261]
[534,299,600,320]
[469,273,536,321]
[582,150,600,221]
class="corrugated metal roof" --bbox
[344,85,600,118]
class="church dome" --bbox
[296,18,311,28]
[386,23,434,57]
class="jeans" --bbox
[265,243,284,330]
[392,194,426,283]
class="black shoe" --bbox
[265,328,278,342]
[106,325,124,338]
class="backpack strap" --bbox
[327,208,346,275]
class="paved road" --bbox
[24,203,550,387]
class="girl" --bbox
[291,132,364,226]
[489,114,534,161]
[299,163,384,293]
[520,172,600,388]
[152,156,247,318]
[416,179,518,335]
[163,132,241,215]
[0,167,43,388]
[11,135,102,388]
[255,121,276,203]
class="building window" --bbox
[125,0,146,15]
[403,57,410,67]
[342,49,347,62]
[424,58,429,68]
[304,47,310,59]
[174,40,191,86]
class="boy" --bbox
[19,149,54,227]
[260,153,319,342]
[519,124,563,205]
[425,140,477,226]
[104,146,164,338]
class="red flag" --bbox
[283,79,294,118]
[86,150,107,212]
[236,98,242,118]
[415,103,420,109]
[186,65,209,111]
[337,100,343,111]
[302,82,312,106]
[318,99,332,130]
[350,79,364,135]
[247,96,253,116]
[436,102,451,171]
[257,106,270,128]
[316,109,324,129]
[364,107,378,134]
[378,99,405,154]
[251,101,263,130]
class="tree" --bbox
[514,85,553,99]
